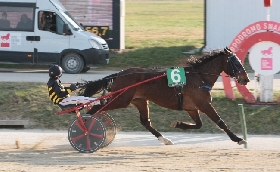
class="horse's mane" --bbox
[179,49,226,68]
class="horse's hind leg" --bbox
[170,110,202,129]
[131,98,173,145]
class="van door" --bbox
[0,3,36,63]
[33,10,70,64]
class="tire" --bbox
[61,53,84,74]
[68,115,106,153]
[94,112,117,148]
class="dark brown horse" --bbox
[79,47,250,145]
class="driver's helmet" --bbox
[49,65,62,78]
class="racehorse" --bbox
[79,47,250,145]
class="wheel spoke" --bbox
[103,119,112,126]
[74,120,86,132]
[89,133,104,139]
[87,118,97,131]
[71,134,85,142]
[86,135,91,150]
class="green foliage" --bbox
[108,46,197,68]
[105,0,204,69]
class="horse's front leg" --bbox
[197,102,246,145]
[131,98,173,145]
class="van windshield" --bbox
[60,11,83,31]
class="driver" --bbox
[47,65,99,109]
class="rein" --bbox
[189,71,225,77]
[193,72,234,79]
[116,70,226,78]
[88,73,168,115]
[58,73,167,115]
[114,70,229,92]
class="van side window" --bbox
[38,11,56,32]
[0,6,34,31]
[38,11,64,35]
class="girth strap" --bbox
[174,85,184,110]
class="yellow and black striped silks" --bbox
[47,78,73,105]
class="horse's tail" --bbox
[78,72,119,97]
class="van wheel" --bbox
[62,53,84,74]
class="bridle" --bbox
[226,54,244,78]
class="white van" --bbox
[0,0,110,73]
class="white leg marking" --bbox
[158,136,174,145]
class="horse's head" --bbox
[224,47,250,85]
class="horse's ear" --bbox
[224,47,228,53]
[226,46,231,52]
[224,47,232,54]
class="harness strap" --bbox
[174,85,184,110]
[201,85,212,90]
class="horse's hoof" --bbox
[238,140,247,145]
[158,136,174,145]
[170,121,177,128]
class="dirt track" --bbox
[1,130,280,172]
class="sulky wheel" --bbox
[68,115,106,153]
[94,112,117,148]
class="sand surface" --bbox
[0,130,280,172]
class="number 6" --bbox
[171,69,181,82]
